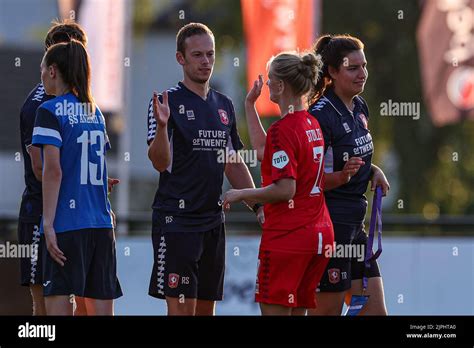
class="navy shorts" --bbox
[42,228,123,300]
[18,219,42,286]
[148,221,226,301]
[317,222,381,292]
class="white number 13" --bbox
[77,130,105,185]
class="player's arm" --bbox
[223,178,295,206]
[147,92,171,172]
[225,158,258,209]
[324,157,365,191]
[245,75,266,161]
[370,163,390,196]
[42,144,66,266]
[29,146,43,181]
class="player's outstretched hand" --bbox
[222,189,243,211]
[153,91,170,128]
[371,167,390,196]
[246,75,264,104]
[44,227,66,267]
[341,157,365,183]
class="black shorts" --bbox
[317,222,381,292]
[18,219,42,286]
[42,228,122,300]
[148,222,226,301]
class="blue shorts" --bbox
[42,228,123,300]
[148,216,226,301]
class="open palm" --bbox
[153,91,170,128]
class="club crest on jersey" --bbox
[272,150,289,169]
[359,113,368,129]
[168,273,180,288]
[328,268,340,284]
[218,109,229,125]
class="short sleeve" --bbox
[32,107,62,148]
[266,124,297,183]
[20,107,34,153]
[309,109,333,153]
[227,101,244,151]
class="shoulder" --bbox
[21,84,49,116]
[37,96,62,114]
[308,96,340,126]
[354,95,370,116]
[211,88,235,109]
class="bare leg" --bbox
[30,284,46,316]
[84,298,114,316]
[195,300,216,316]
[259,303,292,316]
[348,277,387,315]
[166,296,197,316]
[45,296,73,316]
[307,291,346,316]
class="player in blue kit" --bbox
[306,35,390,315]
[147,23,260,315]
[18,20,95,316]
[31,39,122,315]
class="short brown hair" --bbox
[44,19,88,50]
[176,22,214,56]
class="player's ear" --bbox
[49,65,56,79]
[328,65,338,81]
[176,51,185,66]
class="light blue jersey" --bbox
[32,93,113,233]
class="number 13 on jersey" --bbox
[77,130,105,185]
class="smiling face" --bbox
[176,33,215,84]
[329,49,368,98]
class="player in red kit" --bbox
[223,51,363,315]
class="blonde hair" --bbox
[268,51,323,100]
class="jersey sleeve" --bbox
[20,105,35,153]
[147,95,173,146]
[227,100,244,151]
[32,107,62,148]
[309,107,333,153]
[265,124,298,183]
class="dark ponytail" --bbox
[309,34,364,104]
[44,39,95,114]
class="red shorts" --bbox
[255,223,334,308]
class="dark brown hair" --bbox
[310,34,364,103]
[44,19,88,50]
[176,22,214,56]
[44,40,94,113]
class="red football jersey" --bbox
[261,110,333,234]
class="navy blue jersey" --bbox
[308,88,373,224]
[19,83,54,222]
[32,93,113,233]
[147,82,244,232]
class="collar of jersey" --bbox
[324,88,362,117]
[178,81,212,101]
